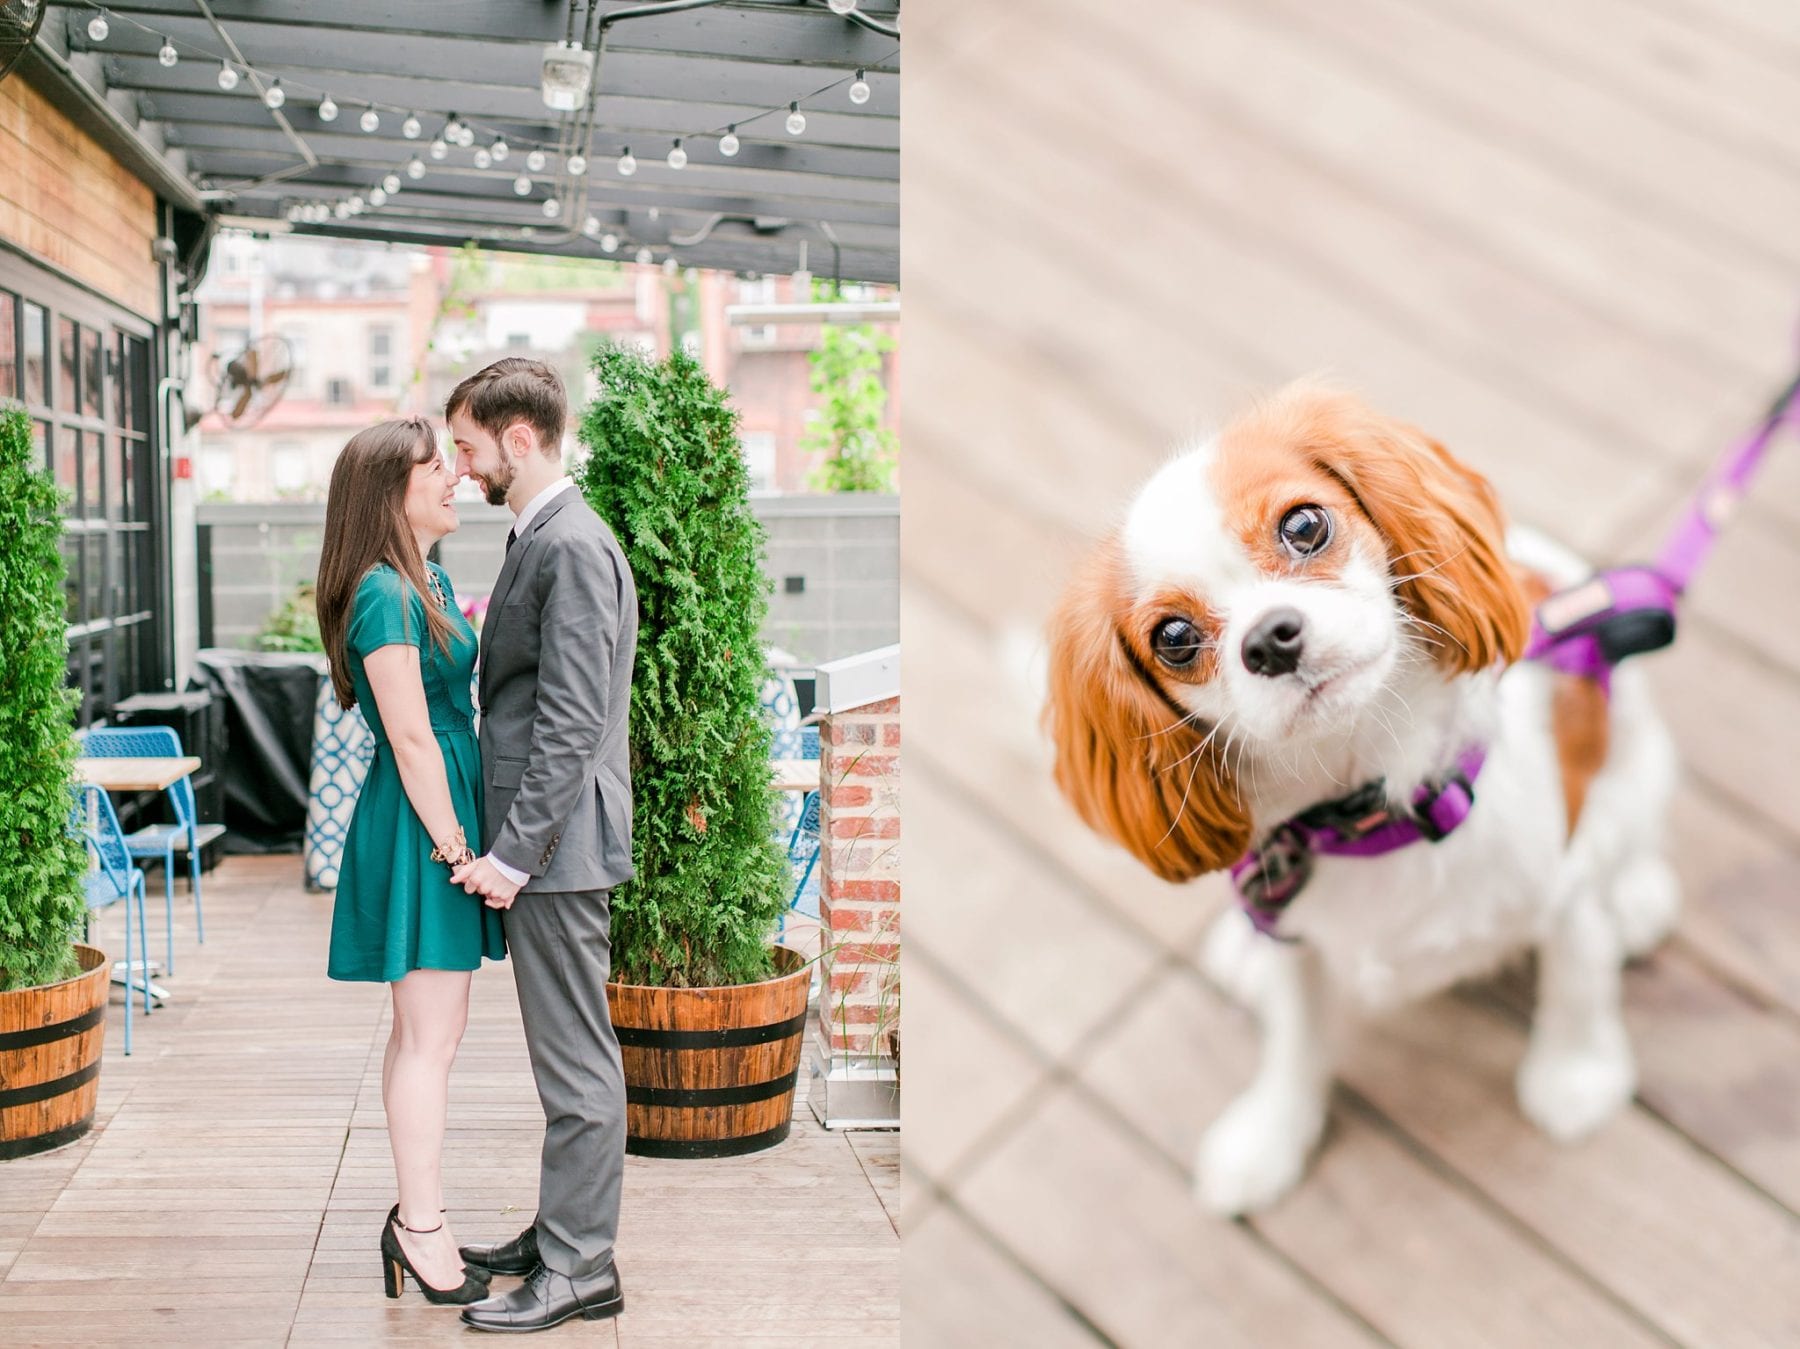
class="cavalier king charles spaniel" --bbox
[1046,385,1679,1214]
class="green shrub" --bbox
[576,342,788,988]
[259,581,324,652]
[0,404,89,992]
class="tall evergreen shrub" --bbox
[0,405,88,992]
[576,343,788,988]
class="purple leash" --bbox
[1233,365,1800,937]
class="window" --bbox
[202,449,235,491]
[507,332,530,349]
[213,325,250,356]
[369,325,394,390]
[1,250,164,724]
[273,443,308,493]
[741,430,777,493]
[326,377,353,406]
[279,328,307,396]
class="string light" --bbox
[263,79,285,110]
[382,173,401,194]
[428,137,448,160]
[359,107,380,133]
[217,62,239,91]
[406,157,426,179]
[617,148,636,176]
[490,137,509,162]
[86,11,109,42]
[662,255,678,277]
[402,113,422,139]
[473,147,492,169]
[785,102,806,135]
[513,175,532,196]
[526,149,547,172]
[542,198,561,218]
[368,187,387,206]
[635,247,653,266]
[157,37,178,67]
[334,201,351,219]
[317,94,338,122]
[667,139,687,169]
[828,0,857,13]
[849,68,870,104]
[719,126,739,156]
[566,154,587,176]
[600,232,619,253]
[582,216,600,236]
[347,194,365,213]
[444,114,464,142]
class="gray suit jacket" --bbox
[477,484,638,893]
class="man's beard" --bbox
[481,456,514,506]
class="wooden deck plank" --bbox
[903,1204,1107,1348]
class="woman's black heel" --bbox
[380,1206,490,1305]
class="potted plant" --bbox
[577,342,809,1158]
[0,404,109,1159]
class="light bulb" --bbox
[583,216,599,236]
[566,154,587,176]
[600,232,618,253]
[617,148,636,176]
[663,256,679,277]
[542,198,561,218]
[455,125,475,147]
[526,149,547,172]
[285,204,301,222]
[406,157,425,179]
[263,80,285,110]
[86,13,108,42]
[348,195,365,213]
[473,148,492,169]
[158,39,178,68]
[368,187,387,206]
[360,108,380,133]
[513,175,531,196]
[785,103,806,136]
[828,0,857,13]
[402,114,421,139]
[382,173,401,193]
[490,138,509,162]
[318,94,338,122]
[444,115,463,141]
[217,62,239,91]
[334,201,351,219]
[635,247,653,267]
[429,138,448,160]
[849,70,870,104]
[667,139,687,169]
[719,126,739,157]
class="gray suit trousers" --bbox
[502,889,626,1277]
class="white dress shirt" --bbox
[485,475,577,887]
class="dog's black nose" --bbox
[1242,608,1305,677]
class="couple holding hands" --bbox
[315,358,635,1332]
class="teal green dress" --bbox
[328,562,506,982]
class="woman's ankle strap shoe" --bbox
[381,1211,491,1305]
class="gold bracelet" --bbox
[431,826,474,867]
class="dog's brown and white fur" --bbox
[1045,386,1679,1214]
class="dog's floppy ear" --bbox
[1292,390,1529,673]
[1044,538,1250,882]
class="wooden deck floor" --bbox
[903,1,1800,1345]
[0,855,899,1346]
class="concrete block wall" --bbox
[198,493,898,667]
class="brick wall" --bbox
[0,76,159,316]
[816,696,901,1063]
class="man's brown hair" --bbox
[444,357,568,457]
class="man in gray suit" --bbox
[444,358,636,1333]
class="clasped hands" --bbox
[451,856,523,909]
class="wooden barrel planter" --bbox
[0,945,109,1160]
[608,945,811,1158]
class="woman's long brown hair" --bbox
[316,417,455,708]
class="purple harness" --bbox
[1233,369,1800,938]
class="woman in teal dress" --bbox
[315,416,502,1307]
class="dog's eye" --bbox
[1278,504,1332,558]
[1151,617,1205,668]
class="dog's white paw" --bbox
[1199,907,1271,1009]
[1517,1039,1636,1141]
[1609,855,1681,960]
[1194,1089,1323,1216]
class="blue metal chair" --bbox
[73,784,151,1056]
[770,725,821,760]
[80,725,223,973]
[778,790,823,938]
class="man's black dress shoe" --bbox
[458,1225,539,1277]
[460,1259,624,1333]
